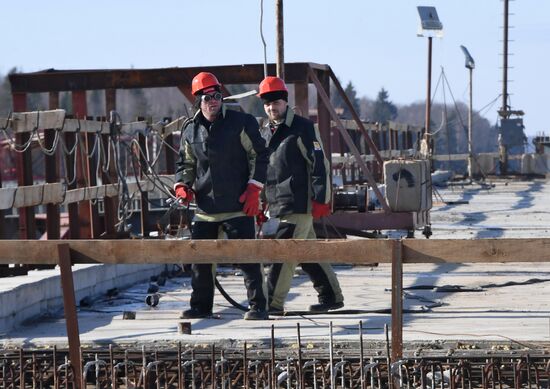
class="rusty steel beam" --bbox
[308,67,391,212]
[57,243,82,389]
[294,81,308,118]
[8,63,325,93]
[328,68,384,166]
[45,92,61,240]
[13,92,36,240]
[71,91,93,239]
[102,89,118,237]
[315,68,332,172]
[137,126,151,237]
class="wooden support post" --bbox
[85,115,101,238]
[57,243,82,389]
[102,89,118,237]
[64,128,80,239]
[13,92,36,240]
[164,133,175,175]
[72,91,93,239]
[391,239,403,362]
[316,69,332,161]
[294,81,309,119]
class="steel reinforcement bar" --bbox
[0,345,549,389]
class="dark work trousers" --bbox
[189,216,267,313]
[267,218,343,310]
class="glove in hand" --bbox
[239,183,262,217]
[311,200,331,219]
[175,185,194,205]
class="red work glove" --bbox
[311,200,331,219]
[175,185,194,205]
[256,204,268,226]
[239,183,262,217]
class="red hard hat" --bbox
[191,72,221,95]
[259,76,288,96]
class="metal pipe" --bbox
[275,0,284,79]
[425,36,433,138]
[329,322,334,389]
[359,321,365,389]
[296,323,303,389]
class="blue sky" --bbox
[2,0,548,136]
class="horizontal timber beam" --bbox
[0,238,549,265]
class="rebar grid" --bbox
[0,346,549,389]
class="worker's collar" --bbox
[268,107,294,128]
[194,104,227,124]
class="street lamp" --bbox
[460,45,475,178]
[417,6,443,157]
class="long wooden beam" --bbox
[0,180,158,210]
[2,112,185,135]
[0,238,549,265]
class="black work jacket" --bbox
[175,106,268,214]
[263,108,331,217]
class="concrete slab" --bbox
[1,179,550,349]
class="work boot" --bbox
[244,308,269,320]
[181,308,212,319]
[268,305,284,315]
[308,301,344,312]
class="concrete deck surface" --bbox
[1,179,549,349]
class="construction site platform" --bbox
[1,179,549,351]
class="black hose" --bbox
[215,277,249,312]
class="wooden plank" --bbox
[10,109,66,133]
[2,238,550,266]
[0,180,155,209]
[159,116,187,136]
[0,239,394,265]
[403,238,550,263]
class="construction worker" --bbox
[258,76,344,313]
[174,72,269,320]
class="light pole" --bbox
[417,7,443,157]
[460,45,475,178]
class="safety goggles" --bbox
[201,92,223,102]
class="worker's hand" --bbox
[239,183,262,217]
[256,203,268,226]
[311,200,331,219]
[175,185,194,205]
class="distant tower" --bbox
[498,0,526,175]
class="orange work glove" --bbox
[175,185,194,205]
[311,200,331,219]
[239,183,262,217]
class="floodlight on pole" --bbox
[460,45,475,178]
[417,6,443,159]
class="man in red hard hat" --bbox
[174,72,270,320]
[258,76,344,313]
